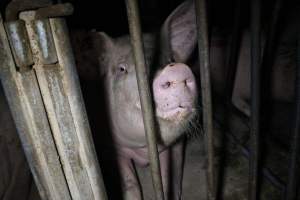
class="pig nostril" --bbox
[185,79,193,86]
[162,81,171,89]
[184,79,190,86]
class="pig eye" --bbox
[117,63,128,74]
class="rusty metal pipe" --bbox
[125,0,165,200]
[249,0,261,199]
[35,3,74,19]
[285,30,300,200]
[195,0,216,199]
[5,0,52,21]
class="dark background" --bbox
[1,0,298,37]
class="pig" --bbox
[72,1,199,200]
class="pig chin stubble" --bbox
[132,102,198,146]
[155,108,197,146]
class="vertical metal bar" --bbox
[0,13,72,200]
[249,0,261,199]
[285,31,300,200]
[49,18,109,200]
[19,11,108,200]
[194,0,216,199]
[124,0,165,200]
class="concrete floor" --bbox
[137,137,281,200]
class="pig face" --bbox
[93,0,198,148]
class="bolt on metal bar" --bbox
[125,0,165,200]
[249,0,261,199]
[285,30,300,200]
[194,0,216,199]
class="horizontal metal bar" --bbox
[125,0,165,200]
[35,3,74,19]
[5,0,52,21]
[194,0,216,199]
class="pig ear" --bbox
[160,0,197,63]
[90,31,115,76]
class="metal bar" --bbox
[124,0,165,200]
[249,0,261,199]
[19,10,108,200]
[49,17,108,200]
[5,0,52,21]
[285,30,300,200]
[0,13,71,200]
[35,3,74,19]
[194,0,216,199]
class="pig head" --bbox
[91,0,198,148]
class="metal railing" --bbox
[0,1,108,199]
[194,0,216,199]
[125,0,165,199]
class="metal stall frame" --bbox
[0,13,72,200]
[249,0,262,199]
[195,0,216,199]
[0,1,108,199]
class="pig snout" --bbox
[153,63,197,121]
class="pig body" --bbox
[84,1,199,199]
[95,35,198,200]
